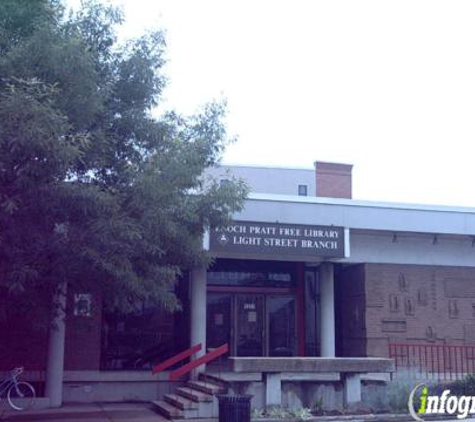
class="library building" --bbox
[2,161,475,414]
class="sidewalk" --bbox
[2,404,473,422]
[0,403,162,422]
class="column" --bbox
[320,262,335,357]
[190,267,207,374]
[45,282,67,408]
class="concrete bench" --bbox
[230,357,395,408]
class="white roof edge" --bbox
[218,163,315,171]
[247,193,475,215]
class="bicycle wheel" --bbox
[7,381,35,411]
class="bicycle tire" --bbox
[7,381,35,411]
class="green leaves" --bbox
[0,0,247,316]
[0,78,75,191]
[0,0,57,55]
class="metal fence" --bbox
[389,343,475,381]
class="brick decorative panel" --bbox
[464,325,475,342]
[417,288,428,306]
[366,275,385,308]
[381,319,407,333]
[426,326,436,341]
[389,295,400,312]
[398,273,409,292]
[448,300,459,319]
[405,298,415,316]
[361,264,475,358]
[445,278,475,298]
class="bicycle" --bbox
[0,367,35,411]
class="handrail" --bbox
[152,344,202,375]
[169,343,229,381]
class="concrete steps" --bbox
[165,394,199,410]
[187,380,225,396]
[199,372,229,388]
[176,387,213,403]
[151,400,184,419]
[151,373,226,420]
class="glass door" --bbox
[206,294,232,354]
[235,295,265,356]
[267,295,296,356]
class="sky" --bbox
[68,1,475,207]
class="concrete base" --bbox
[343,374,362,406]
[229,357,393,410]
[215,371,340,382]
[226,379,388,411]
[214,372,262,382]
[63,380,182,403]
[61,370,182,403]
[231,357,395,373]
[265,373,282,408]
[281,372,340,381]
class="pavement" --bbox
[0,403,163,422]
[1,404,474,422]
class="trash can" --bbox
[217,394,252,422]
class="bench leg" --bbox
[266,372,282,408]
[344,373,362,407]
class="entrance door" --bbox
[235,295,265,356]
[207,294,232,354]
[267,295,296,356]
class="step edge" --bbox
[151,400,184,418]
[164,394,199,409]
[176,387,214,402]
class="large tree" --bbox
[0,0,247,316]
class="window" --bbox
[100,276,189,370]
[268,296,296,356]
[207,259,296,288]
[298,184,308,196]
[101,305,176,370]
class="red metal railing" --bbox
[152,344,202,375]
[152,343,229,381]
[389,342,475,381]
[169,343,229,381]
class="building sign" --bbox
[210,221,345,259]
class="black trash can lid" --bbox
[217,394,253,402]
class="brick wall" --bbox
[363,263,475,358]
[0,288,180,372]
[0,305,48,370]
[64,289,102,370]
[0,289,102,371]
[314,161,352,199]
